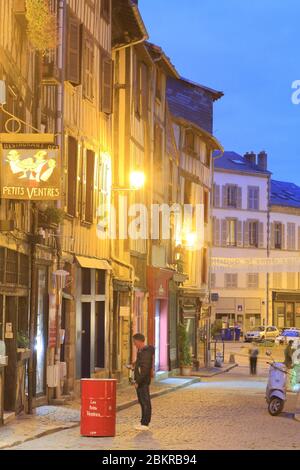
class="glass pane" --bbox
[95,270,105,295]
[286,303,294,327]
[6,249,18,284]
[82,268,91,295]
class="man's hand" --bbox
[135,383,139,390]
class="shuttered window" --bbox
[66,10,81,85]
[67,136,78,217]
[249,221,259,247]
[85,149,95,224]
[82,29,94,101]
[226,219,237,246]
[274,222,283,249]
[185,130,195,154]
[204,191,209,224]
[101,55,113,114]
[213,184,220,208]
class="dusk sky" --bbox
[140,0,300,184]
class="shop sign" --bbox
[0,134,61,201]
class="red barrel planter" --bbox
[81,379,117,437]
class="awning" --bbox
[76,256,112,271]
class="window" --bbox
[135,61,148,119]
[66,10,81,85]
[211,273,216,289]
[226,219,237,246]
[6,249,18,284]
[185,130,195,154]
[67,136,78,217]
[248,273,259,289]
[101,0,111,23]
[225,274,238,289]
[85,149,95,224]
[82,268,91,295]
[227,185,238,208]
[82,30,94,101]
[101,55,114,114]
[249,221,259,247]
[205,144,211,167]
[248,187,259,210]
[275,223,282,249]
[204,191,209,224]
[96,270,106,296]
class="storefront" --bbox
[75,257,112,383]
[0,246,30,417]
[147,267,174,373]
[273,292,300,329]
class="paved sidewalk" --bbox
[0,376,199,450]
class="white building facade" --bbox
[212,151,300,332]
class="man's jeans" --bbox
[136,384,152,426]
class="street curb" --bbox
[192,363,238,378]
[1,377,200,450]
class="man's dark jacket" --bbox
[134,345,155,386]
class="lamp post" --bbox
[52,269,69,399]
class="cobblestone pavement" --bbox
[9,366,300,450]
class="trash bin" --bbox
[235,328,241,342]
[229,328,235,341]
[81,379,117,437]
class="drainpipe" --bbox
[206,149,224,368]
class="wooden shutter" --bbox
[244,220,250,247]
[82,28,94,101]
[282,224,286,250]
[214,184,220,208]
[222,185,228,208]
[141,62,149,119]
[270,222,275,249]
[101,55,114,114]
[258,222,264,248]
[66,10,81,85]
[237,187,242,209]
[237,221,243,247]
[85,150,95,223]
[221,220,227,247]
[67,136,78,217]
[287,223,296,250]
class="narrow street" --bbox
[8,361,300,451]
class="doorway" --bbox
[95,301,105,369]
[81,303,91,379]
[155,301,160,371]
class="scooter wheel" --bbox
[268,397,284,416]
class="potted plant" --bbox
[38,206,65,229]
[178,323,192,376]
[17,331,31,361]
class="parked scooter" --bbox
[265,351,288,416]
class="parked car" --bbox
[275,328,300,347]
[244,326,280,343]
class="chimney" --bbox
[244,151,256,166]
[258,151,268,171]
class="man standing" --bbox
[132,334,155,432]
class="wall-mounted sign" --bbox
[0,134,61,200]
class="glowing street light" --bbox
[129,171,145,191]
[184,232,198,249]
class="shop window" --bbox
[95,270,106,295]
[6,249,18,284]
[0,248,4,283]
[19,254,29,286]
[82,268,91,295]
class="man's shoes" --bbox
[134,425,151,432]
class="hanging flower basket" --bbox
[25,0,57,53]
